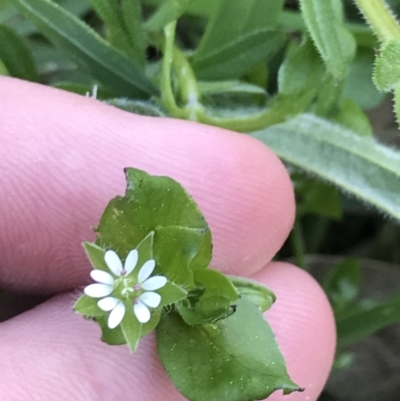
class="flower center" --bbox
[115,277,143,299]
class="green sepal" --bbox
[74,294,104,317]
[83,242,109,272]
[121,307,142,353]
[97,315,126,345]
[158,281,188,307]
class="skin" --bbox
[0,77,336,401]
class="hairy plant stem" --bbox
[354,0,400,42]
[290,220,307,270]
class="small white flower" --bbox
[84,249,167,328]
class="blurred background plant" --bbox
[1,0,400,399]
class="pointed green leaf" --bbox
[373,39,400,91]
[10,0,157,98]
[251,114,400,222]
[299,0,356,79]
[157,299,301,401]
[335,98,372,136]
[0,24,38,81]
[229,276,276,312]
[337,292,400,347]
[74,294,104,317]
[121,307,142,353]
[145,0,192,31]
[278,37,325,96]
[193,29,285,80]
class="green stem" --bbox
[290,220,307,270]
[161,21,186,118]
[354,0,400,42]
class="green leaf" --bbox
[106,98,167,116]
[373,39,400,91]
[195,0,284,56]
[145,0,192,31]
[0,58,9,75]
[335,98,372,136]
[299,0,356,79]
[89,0,145,66]
[10,0,157,98]
[121,307,142,353]
[343,47,386,110]
[323,258,361,313]
[192,29,285,81]
[121,0,146,65]
[295,176,342,219]
[96,168,209,259]
[229,276,276,312]
[157,299,301,401]
[251,114,400,222]
[74,294,104,317]
[278,37,325,96]
[337,292,400,347]
[0,24,38,81]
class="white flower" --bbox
[84,249,167,328]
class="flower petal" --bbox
[138,259,156,284]
[97,297,120,312]
[90,270,114,285]
[124,249,138,275]
[108,301,126,329]
[139,291,161,308]
[141,276,167,291]
[134,300,151,323]
[104,250,123,276]
[84,283,113,298]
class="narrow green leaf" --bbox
[229,276,276,312]
[97,315,126,345]
[157,299,301,401]
[295,177,342,219]
[192,29,285,80]
[278,37,325,96]
[373,39,400,91]
[10,0,157,98]
[145,0,192,31]
[299,0,356,79]
[0,24,38,81]
[323,258,361,313]
[335,98,372,136]
[251,114,400,222]
[121,0,146,65]
[337,292,400,347]
[121,307,142,353]
[195,0,284,57]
